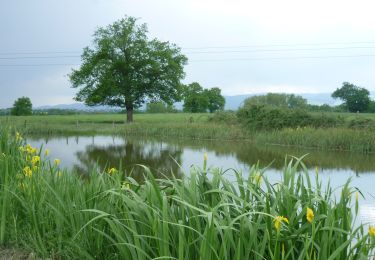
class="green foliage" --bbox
[183,83,225,113]
[366,100,375,113]
[205,87,225,113]
[183,82,209,113]
[244,93,307,109]
[69,16,187,122]
[255,127,375,153]
[0,129,373,258]
[332,82,370,112]
[10,97,32,116]
[208,110,238,124]
[146,102,177,113]
[347,117,375,130]
[237,104,342,131]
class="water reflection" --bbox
[27,134,375,224]
[73,140,183,181]
[31,135,375,175]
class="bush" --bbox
[208,110,238,124]
[237,104,341,131]
[348,117,375,130]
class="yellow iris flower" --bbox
[107,167,118,175]
[31,156,40,166]
[307,207,314,223]
[54,159,61,166]
[369,226,375,236]
[23,166,32,178]
[274,216,289,231]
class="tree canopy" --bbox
[11,97,32,116]
[243,93,307,109]
[332,82,370,113]
[183,82,209,113]
[69,16,188,122]
[183,82,225,113]
[205,87,225,113]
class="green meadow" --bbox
[3,111,375,153]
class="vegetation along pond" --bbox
[27,134,375,225]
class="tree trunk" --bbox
[126,104,134,123]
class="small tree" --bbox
[205,87,225,113]
[332,82,370,112]
[69,16,187,122]
[182,82,209,113]
[11,97,32,116]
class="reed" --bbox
[0,128,374,258]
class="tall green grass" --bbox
[0,128,374,258]
[256,127,375,153]
[0,113,246,140]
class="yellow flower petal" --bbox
[273,216,289,231]
[54,159,61,166]
[307,207,314,223]
[369,226,375,236]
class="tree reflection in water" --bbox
[73,139,183,182]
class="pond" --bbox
[27,135,375,225]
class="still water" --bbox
[27,135,375,224]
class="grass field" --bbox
[3,111,375,153]
[0,113,246,140]
[0,128,374,259]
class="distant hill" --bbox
[33,93,343,112]
[36,103,121,112]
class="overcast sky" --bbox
[1,0,375,108]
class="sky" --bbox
[1,0,375,108]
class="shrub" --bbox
[237,104,342,131]
[208,110,238,124]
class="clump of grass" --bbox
[0,128,374,258]
[255,127,375,153]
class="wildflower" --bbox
[54,159,61,166]
[31,155,40,166]
[107,167,118,175]
[25,144,37,155]
[306,207,314,223]
[121,182,131,190]
[16,132,22,141]
[369,226,375,236]
[274,216,289,231]
[19,146,25,152]
[203,152,207,171]
[44,149,49,156]
[253,172,262,185]
[23,166,32,178]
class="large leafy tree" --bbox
[69,17,187,122]
[332,82,370,112]
[11,97,32,116]
[205,87,225,113]
[182,82,209,113]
